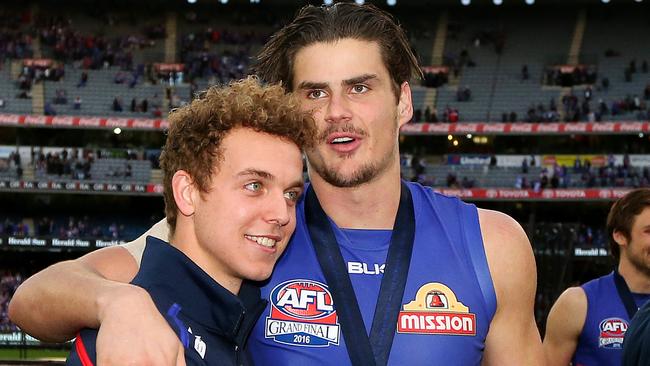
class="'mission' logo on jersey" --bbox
[397,282,476,336]
[265,279,341,347]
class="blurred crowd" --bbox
[0,270,23,332]
[1,215,129,240]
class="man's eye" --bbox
[245,182,262,192]
[308,90,326,99]
[284,190,301,202]
[352,85,369,93]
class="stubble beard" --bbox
[627,246,650,279]
[307,142,397,188]
[308,115,400,188]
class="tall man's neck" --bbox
[618,259,650,294]
[309,167,403,230]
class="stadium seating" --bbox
[581,7,650,121]
[43,66,165,117]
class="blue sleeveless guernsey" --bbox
[248,182,497,365]
[573,272,650,366]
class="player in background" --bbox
[544,188,650,366]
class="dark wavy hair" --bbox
[254,2,422,100]
[607,188,650,261]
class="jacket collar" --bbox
[132,236,267,344]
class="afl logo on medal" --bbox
[397,282,477,336]
[598,317,628,349]
[265,279,341,347]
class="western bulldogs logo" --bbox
[265,279,340,347]
[598,317,628,349]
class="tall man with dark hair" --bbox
[10,3,543,365]
[544,188,650,366]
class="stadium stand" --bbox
[581,6,650,121]
[0,214,157,241]
[1,0,650,355]
[401,153,650,190]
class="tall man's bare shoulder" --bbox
[478,209,544,365]
[122,219,169,267]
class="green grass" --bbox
[0,348,68,360]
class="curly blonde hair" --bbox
[160,76,316,231]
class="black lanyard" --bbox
[613,269,640,319]
[304,182,415,366]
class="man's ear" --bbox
[397,81,413,127]
[612,230,629,248]
[172,170,196,217]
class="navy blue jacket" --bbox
[623,299,650,366]
[67,236,267,366]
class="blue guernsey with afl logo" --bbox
[67,236,266,366]
[573,272,650,366]
[248,182,497,365]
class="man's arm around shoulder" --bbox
[9,245,139,341]
[9,219,185,366]
[478,209,544,365]
[543,286,587,366]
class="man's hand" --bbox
[95,285,186,366]
[8,223,183,364]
